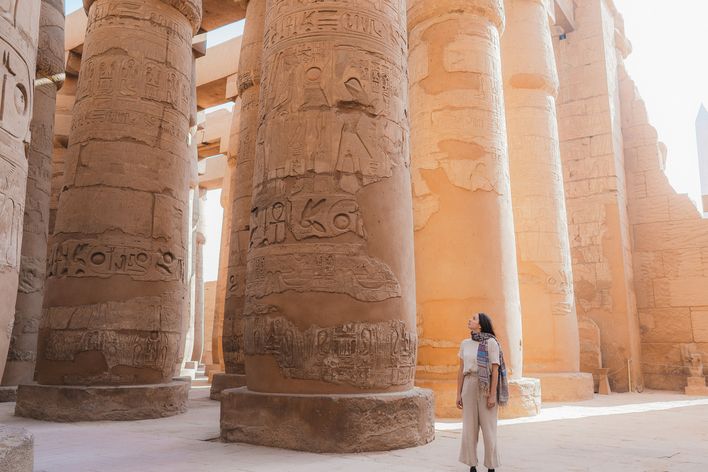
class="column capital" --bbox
[408,0,505,32]
[83,0,203,33]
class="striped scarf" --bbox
[472,332,509,406]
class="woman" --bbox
[456,312,509,471]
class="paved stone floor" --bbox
[1,387,707,471]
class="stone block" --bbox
[209,373,246,400]
[628,195,669,224]
[526,372,594,402]
[653,277,708,307]
[0,386,17,403]
[0,426,33,472]
[498,377,541,419]
[220,387,435,453]
[662,248,703,279]
[15,380,189,422]
[415,378,460,419]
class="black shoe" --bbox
[470,468,477,472]
[488,469,495,471]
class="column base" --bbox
[526,372,594,402]
[0,426,33,472]
[15,380,189,422]
[205,364,224,382]
[210,373,246,400]
[685,377,708,396]
[0,386,17,403]
[220,387,435,452]
[499,377,541,419]
[415,378,461,418]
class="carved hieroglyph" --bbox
[502,0,581,375]
[409,0,524,400]
[35,0,202,386]
[222,0,266,376]
[2,0,65,386]
[244,0,417,393]
[0,0,40,378]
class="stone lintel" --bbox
[15,380,189,422]
[220,387,435,453]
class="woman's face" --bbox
[468,314,480,332]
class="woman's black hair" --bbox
[478,312,496,336]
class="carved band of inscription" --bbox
[244,314,416,389]
[264,4,406,55]
[249,193,366,249]
[247,243,400,302]
[47,240,184,281]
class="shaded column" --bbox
[190,186,206,364]
[211,0,265,399]
[0,0,40,383]
[1,0,65,396]
[220,0,434,452]
[502,0,593,401]
[409,0,540,418]
[16,0,202,422]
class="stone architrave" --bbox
[213,0,266,400]
[0,0,40,383]
[220,0,435,452]
[1,0,65,396]
[502,0,593,401]
[190,186,206,364]
[15,0,202,422]
[408,0,539,418]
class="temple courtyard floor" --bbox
[1,387,707,471]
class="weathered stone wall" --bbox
[555,0,642,392]
[201,279,217,365]
[621,73,708,392]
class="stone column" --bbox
[190,186,206,364]
[211,0,265,400]
[409,0,540,418]
[502,0,593,401]
[0,0,40,384]
[220,0,434,452]
[16,0,202,422]
[1,0,65,399]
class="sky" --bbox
[64,1,708,279]
[613,0,708,205]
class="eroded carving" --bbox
[244,314,416,389]
[247,243,401,302]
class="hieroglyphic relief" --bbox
[46,239,184,281]
[247,243,401,302]
[0,36,33,140]
[43,328,179,381]
[244,313,416,388]
[0,163,24,270]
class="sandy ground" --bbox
[2,386,707,472]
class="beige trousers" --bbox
[459,374,501,469]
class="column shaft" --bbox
[221,0,434,452]
[18,0,202,422]
[2,0,64,388]
[0,0,40,380]
[502,0,592,400]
